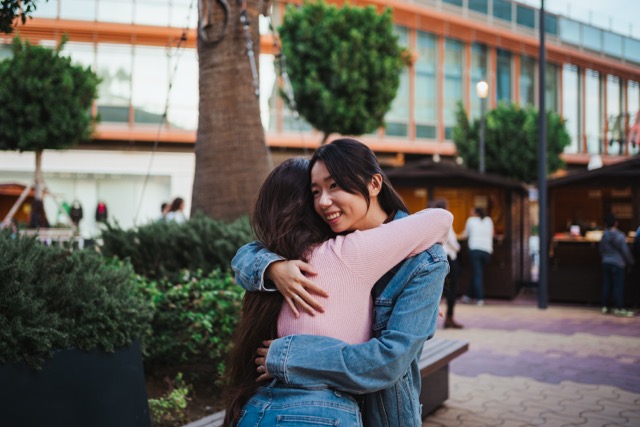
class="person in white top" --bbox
[430,199,463,328]
[461,207,494,306]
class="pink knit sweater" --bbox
[277,208,453,344]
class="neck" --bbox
[360,202,390,231]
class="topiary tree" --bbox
[0,0,44,34]
[453,102,570,183]
[0,36,99,215]
[279,0,407,144]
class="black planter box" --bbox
[0,340,150,427]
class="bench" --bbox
[185,338,468,427]
[418,338,469,417]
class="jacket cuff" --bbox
[266,335,293,383]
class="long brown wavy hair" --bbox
[223,158,332,426]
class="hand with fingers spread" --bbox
[266,260,328,318]
[255,340,273,382]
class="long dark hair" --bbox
[223,158,332,426]
[310,138,408,215]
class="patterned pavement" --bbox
[425,293,640,427]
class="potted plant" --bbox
[0,231,153,427]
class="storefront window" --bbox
[585,70,602,154]
[562,65,580,153]
[496,49,512,104]
[60,0,96,21]
[385,26,410,137]
[135,0,170,27]
[443,38,464,140]
[415,31,438,139]
[470,44,488,120]
[96,43,132,123]
[520,56,535,107]
[606,76,623,155]
[132,46,168,124]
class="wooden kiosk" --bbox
[547,157,640,306]
[386,159,531,299]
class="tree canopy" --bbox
[1,0,43,34]
[453,102,571,183]
[0,36,99,153]
[279,0,406,143]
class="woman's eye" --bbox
[329,182,338,190]
[311,189,320,197]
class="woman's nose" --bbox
[318,192,332,208]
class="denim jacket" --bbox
[231,211,449,427]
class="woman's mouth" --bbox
[325,211,341,224]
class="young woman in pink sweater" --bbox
[224,155,452,426]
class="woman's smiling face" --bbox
[310,160,379,233]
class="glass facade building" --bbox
[2,0,639,164]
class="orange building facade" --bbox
[2,0,640,168]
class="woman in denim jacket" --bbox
[231,139,450,427]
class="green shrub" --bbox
[139,269,244,376]
[148,373,191,427]
[100,214,253,280]
[0,231,153,369]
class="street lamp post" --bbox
[476,80,489,174]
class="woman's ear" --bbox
[368,173,383,197]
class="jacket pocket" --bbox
[372,298,394,332]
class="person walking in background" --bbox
[600,214,635,317]
[159,202,171,222]
[461,207,493,306]
[165,197,187,224]
[430,199,463,328]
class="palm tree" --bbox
[191,0,271,221]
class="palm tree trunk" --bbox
[34,149,45,200]
[191,0,271,221]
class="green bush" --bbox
[100,214,253,281]
[148,373,191,427]
[138,269,244,376]
[0,231,153,369]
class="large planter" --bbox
[0,340,150,427]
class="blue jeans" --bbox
[468,249,491,301]
[602,263,625,309]
[238,382,363,427]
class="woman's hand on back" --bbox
[266,260,328,317]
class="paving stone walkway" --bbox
[425,294,640,426]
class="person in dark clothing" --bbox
[28,199,50,229]
[599,214,635,317]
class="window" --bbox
[496,49,512,103]
[135,0,170,27]
[468,0,488,15]
[520,56,535,107]
[628,81,640,155]
[493,0,512,22]
[96,44,132,123]
[60,0,96,21]
[516,5,535,29]
[582,26,602,52]
[132,46,169,124]
[385,26,410,137]
[443,39,464,140]
[562,65,580,153]
[585,70,602,154]
[545,64,558,113]
[415,31,438,139]
[606,76,623,155]
[603,32,623,58]
[167,48,198,130]
[545,13,558,36]
[443,0,463,7]
[559,18,581,46]
[470,44,488,120]
[98,0,133,24]
[623,38,640,64]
